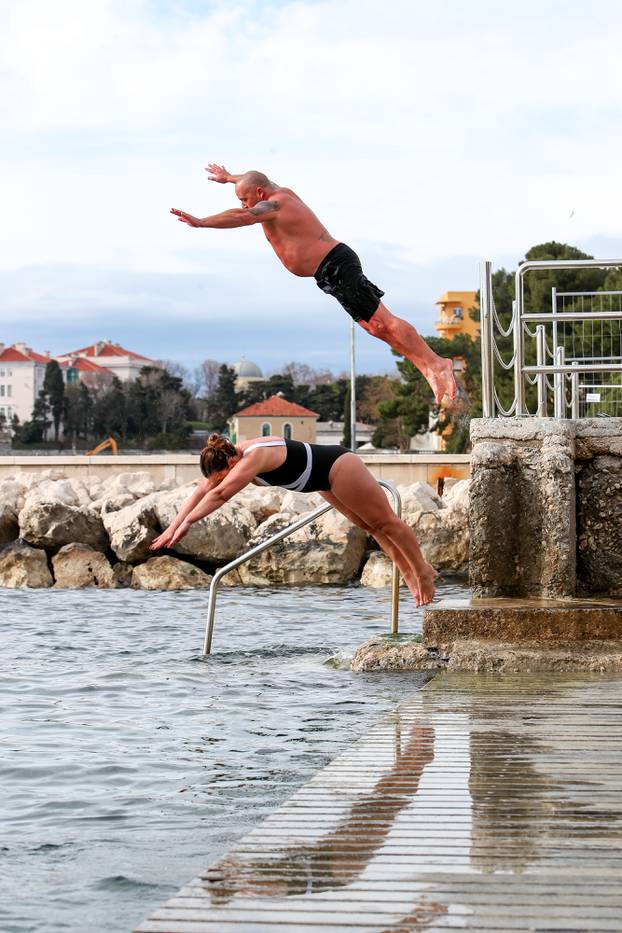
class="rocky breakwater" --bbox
[0,469,469,591]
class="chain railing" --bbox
[480,258,622,418]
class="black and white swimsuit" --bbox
[243,440,349,493]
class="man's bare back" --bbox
[171,164,457,405]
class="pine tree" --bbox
[43,360,65,442]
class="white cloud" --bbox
[1,0,622,335]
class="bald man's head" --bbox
[235,171,277,208]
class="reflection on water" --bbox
[463,677,622,874]
[209,716,436,901]
[1,583,461,933]
[165,674,622,933]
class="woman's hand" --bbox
[168,520,192,547]
[150,526,177,551]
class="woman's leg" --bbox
[324,454,436,606]
[320,489,417,596]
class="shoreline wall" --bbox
[0,453,470,488]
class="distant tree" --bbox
[195,359,222,399]
[32,390,52,442]
[280,361,335,386]
[92,376,127,440]
[63,385,82,448]
[358,375,396,424]
[375,359,432,452]
[306,380,347,421]
[43,360,65,442]
[78,382,94,439]
[206,365,239,432]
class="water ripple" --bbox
[0,579,467,933]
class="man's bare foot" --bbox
[404,563,437,608]
[425,357,456,405]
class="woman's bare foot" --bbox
[424,357,456,405]
[405,563,437,607]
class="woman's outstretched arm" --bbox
[156,458,260,549]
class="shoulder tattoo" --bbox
[249,200,281,217]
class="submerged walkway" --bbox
[135,673,622,932]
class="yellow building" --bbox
[434,291,479,341]
[228,395,319,443]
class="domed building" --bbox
[233,357,263,391]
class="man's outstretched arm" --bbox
[205,163,243,184]
[171,201,280,229]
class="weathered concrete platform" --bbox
[134,673,622,931]
[351,597,622,672]
[426,596,622,644]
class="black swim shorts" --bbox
[314,243,384,323]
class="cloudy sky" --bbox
[2,0,622,375]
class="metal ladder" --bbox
[203,480,402,655]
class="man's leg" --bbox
[359,302,456,405]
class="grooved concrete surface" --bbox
[135,673,622,932]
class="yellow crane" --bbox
[86,437,119,456]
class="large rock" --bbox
[397,482,441,522]
[0,541,53,588]
[22,477,92,510]
[91,471,157,513]
[360,551,403,588]
[112,561,134,588]
[102,495,160,563]
[234,485,285,524]
[577,455,622,596]
[414,507,469,571]
[441,478,470,513]
[280,490,324,515]
[351,636,444,672]
[238,509,367,585]
[19,501,108,552]
[52,543,116,588]
[0,503,19,547]
[0,478,27,511]
[131,556,212,590]
[154,488,256,563]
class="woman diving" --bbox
[150,434,436,606]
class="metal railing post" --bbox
[350,320,357,451]
[513,265,526,415]
[554,347,566,417]
[479,261,494,417]
[202,479,403,655]
[570,362,580,419]
[536,325,547,417]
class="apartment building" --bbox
[0,343,49,424]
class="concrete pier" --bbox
[135,673,622,932]
[469,417,622,599]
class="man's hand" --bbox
[170,208,203,227]
[205,163,230,183]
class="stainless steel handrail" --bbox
[480,258,622,418]
[203,479,402,655]
[514,258,622,415]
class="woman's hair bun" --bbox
[200,434,238,477]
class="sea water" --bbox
[0,579,467,933]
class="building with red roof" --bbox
[56,339,156,382]
[228,394,319,444]
[0,338,156,428]
[0,342,51,425]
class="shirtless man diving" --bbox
[171,164,456,405]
